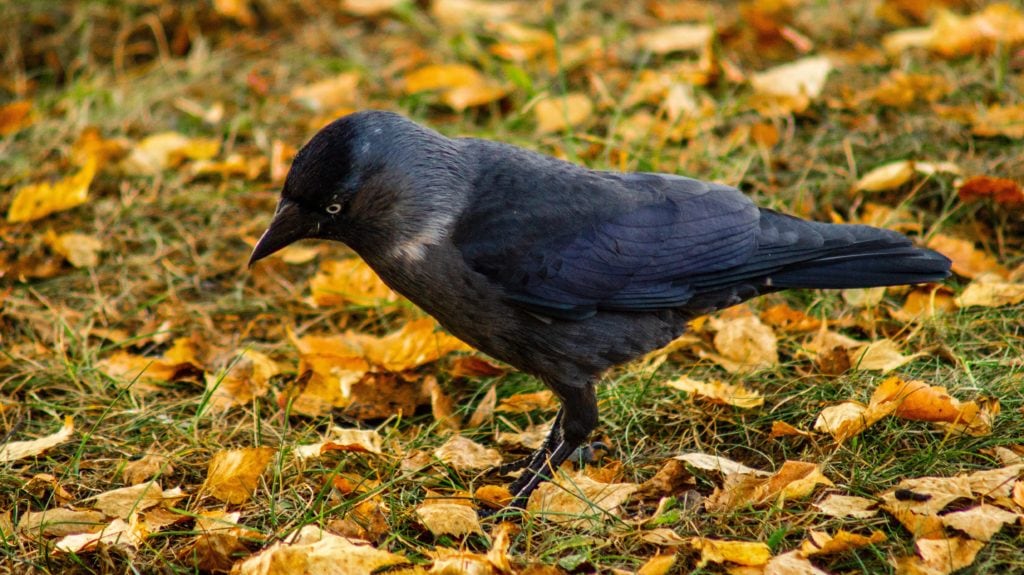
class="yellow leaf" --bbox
[204,350,279,412]
[202,447,276,504]
[637,553,677,575]
[44,231,103,268]
[441,84,511,112]
[290,72,361,112]
[636,23,714,54]
[309,258,399,307]
[940,504,1020,541]
[534,93,593,133]
[433,435,502,472]
[414,503,483,537]
[927,235,1008,279]
[294,427,385,459]
[763,551,829,574]
[799,529,886,557]
[705,313,778,373]
[814,494,879,519]
[855,160,915,192]
[690,538,772,568]
[54,516,147,554]
[893,537,985,575]
[212,0,255,26]
[7,158,96,223]
[430,0,518,27]
[0,416,74,463]
[232,525,411,575]
[751,56,833,99]
[955,274,1024,308]
[663,376,764,409]
[527,469,638,527]
[17,508,106,538]
[404,64,483,94]
[850,339,923,373]
[706,460,833,511]
[341,0,403,16]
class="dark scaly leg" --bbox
[494,408,563,475]
[506,381,599,510]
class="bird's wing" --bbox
[453,168,763,320]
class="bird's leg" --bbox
[507,382,598,510]
[494,408,563,474]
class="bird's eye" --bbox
[325,203,342,214]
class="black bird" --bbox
[249,110,951,509]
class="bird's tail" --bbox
[762,212,951,290]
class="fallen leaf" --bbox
[705,313,778,373]
[496,420,552,450]
[290,72,360,112]
[120,132,219,174]
[880,475,974,516]
[44,231,103,268]
[434,435,502,472]
[955,274,1024,308]
[441,84,512,111]
[18,508,107,538]
[663,375,764,409]
[760,303,821,332]
[940,504,1020,541]
[764,551,828,575]
[426,375,461,432]
[122,454,173,485]
[350,318,472,372]
[814,494,879,519]
[862,71,951,108]
[7,158,97,223]
[850,339,924,372]
[770,420,813,439]
[88,481,166,518]
[871,377,996,436]
[957,176,1024,205]
[970,103,1024,139]
[527,469,638,526]
[495,390,557,413]
[634,459,693,500]
[309,258,400,307]
[414,503,483,537]
[404,64,483,93]
[0,100,33,136]
[799,530,886,556]
[205,350,279,412]
[750,56,832,114]
[294,427,385,459]
[706,460,834,511]
[855,160,916,192]
[0,416,74,463]
[202,446,276,504]
[430,0,518,27]
[231,525,410,575]
[675,453,770,477]
[466,384,498,428]
[893,537,985,575]
[97,337,204,386]
[637,23,714,54]
[892,286,957,322]
[927,235,1007,279]
[341,0,403,17]
[534,93,593,133]
[690,538,772,568]
[54,516,147,554]
[814,401,878,442]
[637,553,677,575]
[883,4,1024,58]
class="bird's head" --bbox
[248,110,464,266]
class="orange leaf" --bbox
[957,176,1024,205]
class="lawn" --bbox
[2,1,1023,574]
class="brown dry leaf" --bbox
[205,350,279,412]
[880,475,974,516]
[634,459,694,500]
[414,503,483,537]
[488,22,555,61]
[675,452,770,477]
[451,357,507,379]
[957,176,1024,205]
[18,509,107,538]
[341,0,402,16]
[189,510,252,573]
[799,530,887,557]
[88,481,167,518]
[441,84,512,112]
[927,235,1007,279]
[496,420,552,450]
[310,258,399,307]
[851,339,924,373]
[940,504,1020,541]
[636,23,714,54]
[202,446,276,504]
[690,538,772,568]
[191,153,266,180]
[495,390,557,413]
[864,71,951,108]
[71,127,130,170]
[231,525,411,575]
[871,376,996,436]
[770,421,813,439]
[434,435,502,472]
[430,0,518,27]
[884,4,1024,58]
[44,231,103,268]
[662,375,764,409]
[534,93,593,134]
[213,0,255,25]
[120,132,219,174]
[0,100,33,136]
[637,553,677,575]
[760,303,821,332]
[294,427,385,459]
[966,464,1023,499]
[526,469,638,526]
[474,485,513,509]
[705,314,778,373]
[955,274,1024,308]
[0,416,74,463]
[814,401,877,442]
[814,494,880,519]
[54,516,147,554]
[97,337,204,385]
[403,64,509,112]
[466,385,498,428]
[749,56,833,114]
[970,103,1024,139]
[892,287,957,323]
[7,157,96,223]
[763,552,828,575]
[123,454,173,485]
[893,537,985,575]
[426,376,461,432]
[289,72,360,112]
[707,460,834,512]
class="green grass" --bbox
[2,0,1024,573]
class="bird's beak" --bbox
[248,199,311,267]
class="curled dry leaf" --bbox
[770,420,813,439]
[814,494,879,519]
[939,504,1020,541]
[799,529,886,557]
[927,235,1008,279]
[54,516,147,554]
[231,525,410,575]
[526,470,638,526]
[495,390,557,413]
[850,338,924,373]
[18,509,107,538]
[689,537,772,568]
[97,336,204,386]
[496,420,552,450]
[309,258,400,307]
[414,503,483,537]
[855,160,916,192]
[205,350,279,413]
[955,274,1024,308]
[892,286,957,323]
[294,427,385,459]
[352,318,473,372]
[0,416,74,463]
[434,435,502,472]
[202,446,276,504]
[871,377,997,436]
[763,551,828,575]
[749,56,832,114]
[120,132,219,175]
[636,553,677,575]
[705,460,834,512]
[675,452,770,477]
[892,537,985,575]
[662,375,764,409]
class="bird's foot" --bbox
[571,441,609,467]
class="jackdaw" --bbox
[249,110,951,509]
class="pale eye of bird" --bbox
[325,203,342,214]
